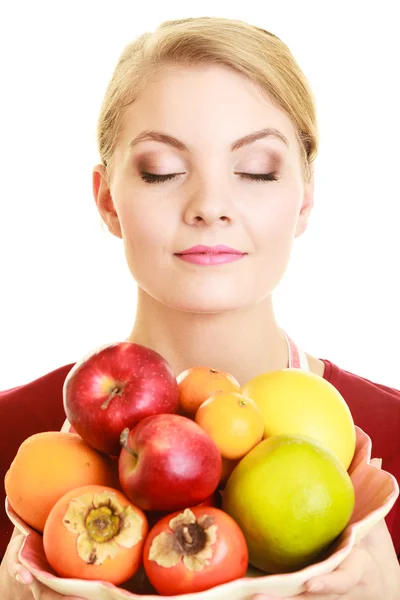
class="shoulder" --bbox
[1,362,76,399]
[319,357,400,465]
[0,362,76,449]
[320,358,400,405]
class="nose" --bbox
[182,174,234,227]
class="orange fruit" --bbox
[220,457,240,488]
[177,366,241,418]
[195,391,264,460]
[5,431,119,532]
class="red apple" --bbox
[118,414,222,511]
[63,342,179,455]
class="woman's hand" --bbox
[0,527,83,600]
[252,461,400,599]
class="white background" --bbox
[1,1,399,390]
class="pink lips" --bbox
[175,245,246,266]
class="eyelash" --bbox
[140,171,279,185]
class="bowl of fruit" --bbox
[5,341,399,599]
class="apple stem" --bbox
[120,428,138,458]
[101,387,120,410]
[182,526,193,545]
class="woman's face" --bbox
[93,64,314,313]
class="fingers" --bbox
[4,531,34,585]
[25,577,85,600]
[304,546,364,595]
[2,531,85,599]
[15,567,34,585]
[3,532,84,599]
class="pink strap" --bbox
[281,330,310,371]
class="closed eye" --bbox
[140,171,279,184]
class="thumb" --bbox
[371,457,382,469]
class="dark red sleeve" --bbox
[0,363,75,559]
[322,359,400,557]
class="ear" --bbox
[92,164,123,239]
[295,164,315,238]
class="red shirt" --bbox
[1,359,399,561]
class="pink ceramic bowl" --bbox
[6,426,399,599]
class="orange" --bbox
[195,391,264,460]
[177,366,241,418]
[5,431,119,532]
[220,457,240,488]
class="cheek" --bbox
[252,188,301,249]
[117,200,172,275]
[118,197,158,246]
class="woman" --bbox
[1,16,399,599]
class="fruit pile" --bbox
[5,341,357,596]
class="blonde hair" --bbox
[97,16,318,183]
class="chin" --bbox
[165,292,259,314]
[138,271,275,313]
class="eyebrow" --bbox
[128,127,289,153]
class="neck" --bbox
[126,289,289,387]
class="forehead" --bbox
[117,64,300,157]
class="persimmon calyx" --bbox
[62,490,143,565]
[149,508,217,571]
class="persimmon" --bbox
[4,431,119,532]
[195,391,264,460]
[177,366,241,418]
[143,506,248,595]
[43,484,148,584]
